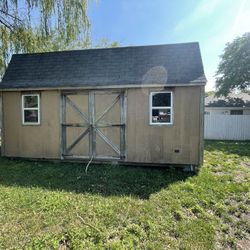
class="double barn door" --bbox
[61,90,126,160]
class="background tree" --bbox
[95,38,120,48]
[215,32,250,96]
[0,0,92,78]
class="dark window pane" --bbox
[230,110,243,115]
[24,96,38,108]
[24,110,38,123]
[152,93,171,107]
[152,109,171,123]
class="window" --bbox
[230,110,243,115]
[150,92,173,125]
[22,94,40,125]
[205,111,210,115]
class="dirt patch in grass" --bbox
[237,238,250,250]
[233,171,249,183]
[241,161,250,169]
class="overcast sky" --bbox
[89,0,250,91]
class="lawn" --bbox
[0,141,249,249]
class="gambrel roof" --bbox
[1,42,206,89]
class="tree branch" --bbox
[0,16,13,30]
[0,9,23,23]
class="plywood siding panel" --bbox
[127,86,201,164]
[65,93,89,156]
[2,86,202,164]
[66,94,89,124]
[3,92,21,156]
[127,90,137,161]
[66,127,89,156]
[3,91,60,158]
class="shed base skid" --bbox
[4,156,200,172]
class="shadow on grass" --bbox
[0,157,193,199]
[205,140,250,158]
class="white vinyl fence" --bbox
[204,115,250,140]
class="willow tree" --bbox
[0,0,92,77]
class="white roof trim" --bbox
[0,82,206,92]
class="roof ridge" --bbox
[13,42,199,56]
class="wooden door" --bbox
[61,90,126,160]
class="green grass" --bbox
[0,141,249,249]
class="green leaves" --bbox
[215,33,250,96]
[0,0,92,78]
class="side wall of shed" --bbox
[126,86,202,165]
[1,91,60,158]
[1,86,203,165]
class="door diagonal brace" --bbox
[66,127,90,153]
[66,96,89,123]
[96,128,120,156]
[95,94,120,124]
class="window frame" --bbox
[22,94,40,125]
[149,91,173,125]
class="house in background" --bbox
[204,92,250,140]
[205,92,250,115]
[0,42,206,170]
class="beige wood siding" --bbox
[127,86,201,164]
[2,91,60,158]
[1,86,202,165]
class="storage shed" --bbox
[0,42,206,169]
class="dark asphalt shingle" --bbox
[1,42,206,89]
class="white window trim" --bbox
[22,94,40,125]
[149,91,173,125]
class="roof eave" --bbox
[0,82,206,91]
